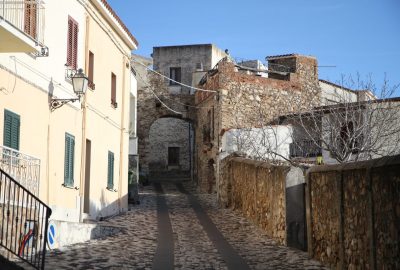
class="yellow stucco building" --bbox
[0,0,138,225]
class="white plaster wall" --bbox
[0,0,87,106]
[129,72,138,155]
[320,81,358,105]
[221,125,293,161]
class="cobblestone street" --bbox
[42,181,327,270]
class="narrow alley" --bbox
[43,181,327,270]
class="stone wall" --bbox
[148,118,192,172]
[306,155,400,269]
[218,157,288,245]
[195,56,321,192]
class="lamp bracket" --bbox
[50,98,79,111]
[65,67,83,79]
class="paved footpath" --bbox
[39,181,327,270]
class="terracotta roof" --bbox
[266,53,297,59]
[266,53,316,60]
[100,0,139,47]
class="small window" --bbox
[88,51,95,89]
[3,110,20,150]
[111,72,117,108]
[64,133,75,187]
[107,151,114,189]
[67,16,79,69]
[169,67,181,85]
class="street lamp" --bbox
[50,69,89,111]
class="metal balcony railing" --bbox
[0,145,40,197]
[290,140,322,158]
[0,168,51,270]
[0,0,45,46]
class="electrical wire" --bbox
[131,58,217,93]
[133,67,183,114]
[133,67,216,110]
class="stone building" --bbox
[195,54,322,192]
[133,44,227,179]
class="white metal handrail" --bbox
[0,0,45,46]
[0,145,40,197]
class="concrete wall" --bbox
[0,0,135,222]
[306,155,400,269]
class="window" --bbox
[88,51,95,89]
[169,67,181,85]
[64,133,75,187]
[168,147,179,166]
[3,110,20,150]
[24,0,37,39]
[67,16,79,69]
[111,72,117,108]
[107,151,114,189]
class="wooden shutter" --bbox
[107,151,114,189]
[64,133,75,186]
[3,110,20,150]
[111,73,117,106]
[67,16,78,69]
[24,0,37,39]
[89,51,94,82]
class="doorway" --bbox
[168,147,180,166]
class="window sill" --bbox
[106,187,117,192]
[62,183,79,190]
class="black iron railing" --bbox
[0,168,51,270]
[290,140,322,158]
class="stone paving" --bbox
[24,181,327,269]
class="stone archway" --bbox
[136,87,196,179]
[148,117,194,179]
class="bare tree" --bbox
[289,75,400,163]
[224,72,400,164]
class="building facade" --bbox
[195,54,321,192]
[134,44,227,180]
[0,0,138,223]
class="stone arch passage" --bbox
[148,117,194,179]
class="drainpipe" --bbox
[79,14,90,222]
[118,55,127,212]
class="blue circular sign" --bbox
[47,221,56,249]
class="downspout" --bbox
[79,13,90,222]
[118,55,128,212]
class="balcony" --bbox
[0,0,46,54]
[0,145,40,197]
[290,140,322,158]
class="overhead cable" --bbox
[131,58,217,93]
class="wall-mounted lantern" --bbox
[50,69,88,111]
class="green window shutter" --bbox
[107,151,114,189]
[64,133,75,187]
[3,110,20,150]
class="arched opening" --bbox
[148,117,194,180]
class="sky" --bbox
[108,0,400,95]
